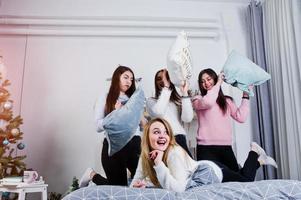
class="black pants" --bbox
[197,145,239,172]
[93,136,141,186]
[175,134,192,158]
[216,151,260,182]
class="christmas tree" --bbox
[62,176,79,197]
[0,55,26,179]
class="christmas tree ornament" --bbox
[3,101,12,110]
[11,128,20,136]
[3,138,9,145]
[0,120,7,130]
[17,142,25,150]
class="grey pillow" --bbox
[185,163,220,191]
[102,88,145,156]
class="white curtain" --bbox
[263,0,301,179]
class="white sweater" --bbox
[146,88,193,136]
[131,146,223,192]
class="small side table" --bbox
[0,183,48,200]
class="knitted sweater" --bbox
[146,88,193,136]
[192,84,249,145]
[131,146,223,192]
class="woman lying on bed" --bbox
[130,117,278,192]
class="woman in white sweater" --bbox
[131,118,278,192]
[84,65,142,187]
[146,69,193,156]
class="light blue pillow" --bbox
[186,163,220,191]
[222,50,271,96]
[102,88,145,156]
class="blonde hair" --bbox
[140,118,177,186]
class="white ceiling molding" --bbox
[0,15,220,39]
[168,0,250,3]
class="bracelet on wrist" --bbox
[182,95,190,98]
[242,96,250,99]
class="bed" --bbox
[62,179,301,200]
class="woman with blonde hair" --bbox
[131,118,277,192]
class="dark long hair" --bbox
[154,69,181,106]
[198,68,231,114]
[104,66,136,116]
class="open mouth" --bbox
[157,139,167,146]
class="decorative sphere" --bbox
[3,101,12,110]
[11,128,20,136]
[3,138,9,145]
[17,143,25,150]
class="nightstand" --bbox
[0,183,48,200]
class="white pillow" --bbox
[166,31,192,86]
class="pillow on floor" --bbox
[102,88,145,156]
[167,31,192,86]
[222,50,271,96]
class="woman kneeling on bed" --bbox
[130,117,278,192]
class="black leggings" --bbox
[216,151,260,182]
[175,135,192,158]
[93,136,141,186]
[197,145,239,172]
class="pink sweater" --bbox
[192,85,249,145]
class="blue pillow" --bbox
[222,50,271,96]
[102,88,145,156]
[186,163,220,191]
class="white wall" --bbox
[0,0,251,195]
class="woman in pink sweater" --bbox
[192,68,250,172]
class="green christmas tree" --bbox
[62,176,79,197]
[0,55,26,179]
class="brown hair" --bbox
[140,118,177,187]
[198,68,231,114]
[154,69,181,106]
[104,66,136,116]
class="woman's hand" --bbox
[242,85,253,99]
[242,91,249,98]
[132,180,146,188]
[242,85,254,99]
[149,150,164,165]
[114,101,122,110]
[217,72,225,85]
[162,69,171,88]
[140,116,148,127]
[180,80,189,96]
